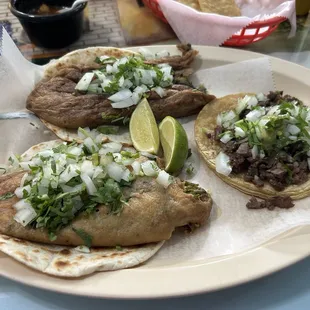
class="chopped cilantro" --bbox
[0,192,15,201]
[97,125,119,134]
[72,228,92,248]
[186,164,194,175]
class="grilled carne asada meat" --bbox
[246,196,294,210]
[210,91,310,192]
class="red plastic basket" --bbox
[142,0,287,46]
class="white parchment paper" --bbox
[1,28,310,264]
[158,0,296,46]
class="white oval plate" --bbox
[1,45,310,299]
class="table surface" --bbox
[1,4,310,310]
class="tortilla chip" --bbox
[0,234,164,277]
[194,93,310,200]
[176,0,201,11]
[197,0,241,16]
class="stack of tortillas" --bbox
[176,0,241,16]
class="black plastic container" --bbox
[10,0,87,49]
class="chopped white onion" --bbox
[100,142,122,155]
[106,64,113,74]
[131,92,141,104]
[256,93,266,101]
[141,160,159,176]
[123,79,133,89]
[131,161,141,175]
[78,127,91,139]
[100,154,113,166]
[18,161,33,171]
[107,162,125,182]
[59,164,80,183]
[287,124,300,135]
[121,169,132,182]
[13,200,36,226]
[93,166,105,179]
[111,97,135,109]
[245,109,265,122]
[112,153,122,163]
[101,79,111,89]
[75,245,90,253]
[288,135,298,141]
[80,173,97,195]
[153,86,166,98]
[75,72,94,91]
[140,151,157,159]
[137,69,154,85]
[247,96,258,108]
[118,76,125,87]
[37,150,54,158]
[215,152,232,176]
[119,57,128,65]
[14,185,31,199]
[108,89,132,102]
[236,97,248,114]
[81,160,95,178]
[68,146,82,156]
[220,132,233,144]
[61,183,84,193]
[122,158,135,166]
[84,137,99,153]
[259,149,265,159]
[138,47,154,59]
[251,145,259,159]
[134,85,148,94]
[156,170,173,188]
[100,55,113,62]
[20,172,29,187]
[216,114,222,126]
[93,70,106,82]
[235,127,246,138]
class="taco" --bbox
[26,44,215,134]
[195,91,310,200]
[0,134,212,276]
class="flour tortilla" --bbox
[44,46,138,79]
[0,234,164,277]
[40,119,133,145]
[197,0,241,16]
[194,93,310,200]
[0,139,164,277]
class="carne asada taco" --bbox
[195,91,310,200]
[26,44,215,135]
[0,133,212,276]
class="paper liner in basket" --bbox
[158,0,296,46]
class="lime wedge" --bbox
[129,98,160,154]
[159,116,188,173]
